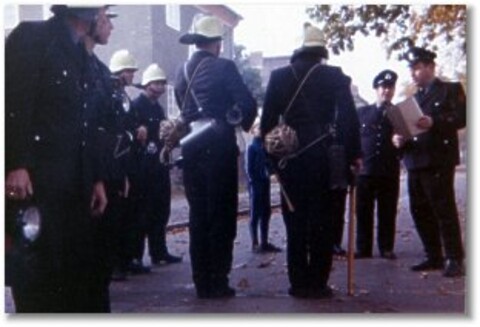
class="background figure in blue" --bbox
[131,64,182,267]
[5,5,109,312]
[394,47,466,277]
[355,70,401,260]
[245,122,282,253]
[174,15,256,299]
[261,24,361,299]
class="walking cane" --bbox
[347,178,356,296]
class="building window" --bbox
[165,4,180,31]
[167,84,180,118]
[4,4,19,30]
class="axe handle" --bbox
[347,184,356,296]
[273,172,295,212]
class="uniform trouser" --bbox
[136,177,171,261]
[104,180,131,272]
[356,175,399,255]
[280,151,333,291]
[133,154,171,261]
[183,145,238,293]
[248,180,271,245]
[407,166,464,261]
[331,188,347,248]
[11,188,110,313]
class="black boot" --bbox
[193,273,210,299]
[209,275,235,299]
[443,259,464,277]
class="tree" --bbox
[233,44,265,107]
[306,5,466,79]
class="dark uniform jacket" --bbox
[261,58,361,165]
[174,50,257,133]
[402,79,466,171]
[358,104,400,177]
[5,16,104,197]
[130,93,169,193]
[131,93,166,150]
[5,16,113,311]
[88,54,135,183]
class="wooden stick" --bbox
[273,173,295,212]
[347,184,356,296]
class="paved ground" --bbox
[4,170,468,314]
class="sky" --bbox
[230,3,423,103]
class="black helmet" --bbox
[50,5,104,23]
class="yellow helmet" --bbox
[141,64,167,86]
[179,15,224,44]
[303,23,326,47]
[109,49,138,74]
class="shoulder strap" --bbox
[283,63,320,119]
[181,58,210,112]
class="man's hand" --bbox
[136,125,147,145]
[5,169,33,200]
[392,134,405,148]
[416,115,433,130]
[90,181,108,217]
[122,177,130,198]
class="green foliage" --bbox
[233,45,265,107]
[306,5,466,60]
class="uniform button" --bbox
[377,134,381,138]
[84,83,88,89]
[34,135,41,141]
[444,139,449,144]
[9,112,15,118]
[84,103,88,109]
[81,141,86,147]
[63,70,68,77]
[413,137,418,141]
[376,151,380,155]
[84,121,88,127]
[376,142,381,146]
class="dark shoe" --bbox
[410,259,444,272]
[288,287,310,298]
[333,245,347,256]
[354,252,372,259]
[209,286,236,299]
[380,251,397,260]
[259,243,282,253]
[443,259,464,277]
[309,285,334,299]
[129,259,151,274]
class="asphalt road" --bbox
[4,170,467,314]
